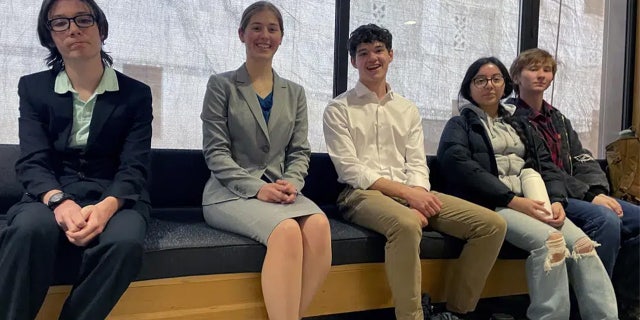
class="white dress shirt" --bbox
[323,81,431,191]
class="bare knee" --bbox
[573,236,596,255]
[300,214,330,236]
[269,219,303,248]
[300,214,331,251]
[546,232,567,265]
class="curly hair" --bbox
[348,24,392,58]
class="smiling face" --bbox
[514,62,554,95]
[48,0,102,65]
[238,9,283,62]
[469,63,505,110]
[351,41,393,88]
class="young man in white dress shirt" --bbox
[323,24,508,320]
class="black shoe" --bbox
[421,293,435,319]
[489,313,515,320]
[429,312,462,320]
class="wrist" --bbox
[399,185,415,199]
[97,197,121,216]
[47,192,74,210]
[42,189,63,205]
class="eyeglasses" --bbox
[472,75,505,88]
[47,14,95,32]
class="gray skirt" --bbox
[203,194,323,245]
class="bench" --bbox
[0,144,528,319]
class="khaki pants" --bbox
[337,188,506,320]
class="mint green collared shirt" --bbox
[54,67,119,148]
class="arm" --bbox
[562,116,609,200]
[437,117,516,207]
[15,76,63,198]
[201,75,265,198]
[102,83,153,203]
[281,85,311,192]
[562,116,622,214]
[403,106,431,190]
[322,101,383,190]
[16,76,90,234]
[523,120,568,206]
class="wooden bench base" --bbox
[36,259,527,320]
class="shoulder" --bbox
[274,72,305,97]
[548,106,567,122]
[325,88,354,112]
[393,93,420,111]
[207,70,237,88]
[458,108,480,122]
[444,115,469,129]
[19,70,57,87]
[114,70,151,94]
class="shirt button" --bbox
[261,146,269,153]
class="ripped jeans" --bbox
[496,207,618,320]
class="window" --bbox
[0,1,624,155]
[0,0,335,151]
[538,0,605,155]
[349,0,520,154]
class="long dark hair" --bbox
[37,0,112,72]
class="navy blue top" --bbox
[257,92,274,123]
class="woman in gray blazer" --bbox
[200,2,331,319]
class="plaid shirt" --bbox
[515,99,564,168]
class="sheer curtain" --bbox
[538,0,605,155]
[0,0,335,150]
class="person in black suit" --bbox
[0,0,152,319]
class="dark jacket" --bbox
[510,98,609,201]
[11,69,153,221]
[436,104,567,210]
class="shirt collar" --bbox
[354,80,395,100]
[54,66,119,95]
[517,98,552,120]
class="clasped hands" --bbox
[508,196,565,228]
[52,196,119,247]
[257,179,298,204]
[404,186,443,228]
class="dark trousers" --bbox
[0,202,146,320]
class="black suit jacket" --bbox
[11,69,153,221]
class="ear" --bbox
[350,56,357,68]
[238,28,245,43]
[388,49,394,62]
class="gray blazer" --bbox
[201,64,311,205]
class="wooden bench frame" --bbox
[37,259,527,319]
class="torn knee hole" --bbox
[543,233,569,270]
[573,237,595,255]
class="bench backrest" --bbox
[0,144,445,220]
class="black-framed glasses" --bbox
[472,75,505,88]
[47,14,95,32]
